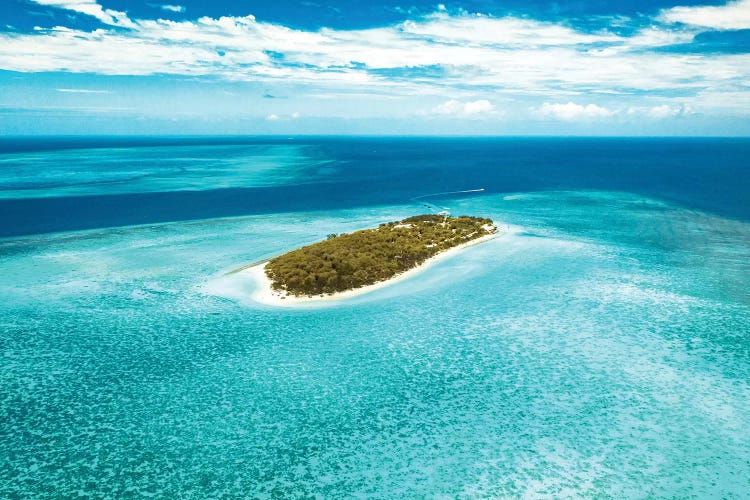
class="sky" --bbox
[1,0,749,135]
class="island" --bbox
[241,214,499,305]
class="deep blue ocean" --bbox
[1,137,749,497]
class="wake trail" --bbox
[411,188,485,213]
[411,188,485,201]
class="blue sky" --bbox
[1,0,749,135]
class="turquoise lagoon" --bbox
[0,138,749,497]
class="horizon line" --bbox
[2,134,750,140]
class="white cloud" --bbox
[660,0,750,30]
[265,112,300,121]
[399,13,621,47]
[628,104,694,118]
[433,99,495,116]
[160,4,185,13]
[29,0,134,28]
[0,8,749,118]
[538,102,616,120]
[647,105,682,118]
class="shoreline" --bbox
[243,229,503,307]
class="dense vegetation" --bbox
[265,215,496,297]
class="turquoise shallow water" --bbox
[1,139,749,497]
[2,189,749,497]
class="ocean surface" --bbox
[1,137,748,497]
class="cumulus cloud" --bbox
[538,102,616,120]
[29,0,134,28]
[0,8,740,93]
[266,112,300,121]
[399,13,621,47]
[0,7,748,118]
[628,104,694,118]
[159,4,185,13]
[660,0,750,30]
[646,105,683,118]
[433,99,494,117]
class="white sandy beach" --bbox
[225,229,504,307]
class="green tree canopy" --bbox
[265,215,495,297]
